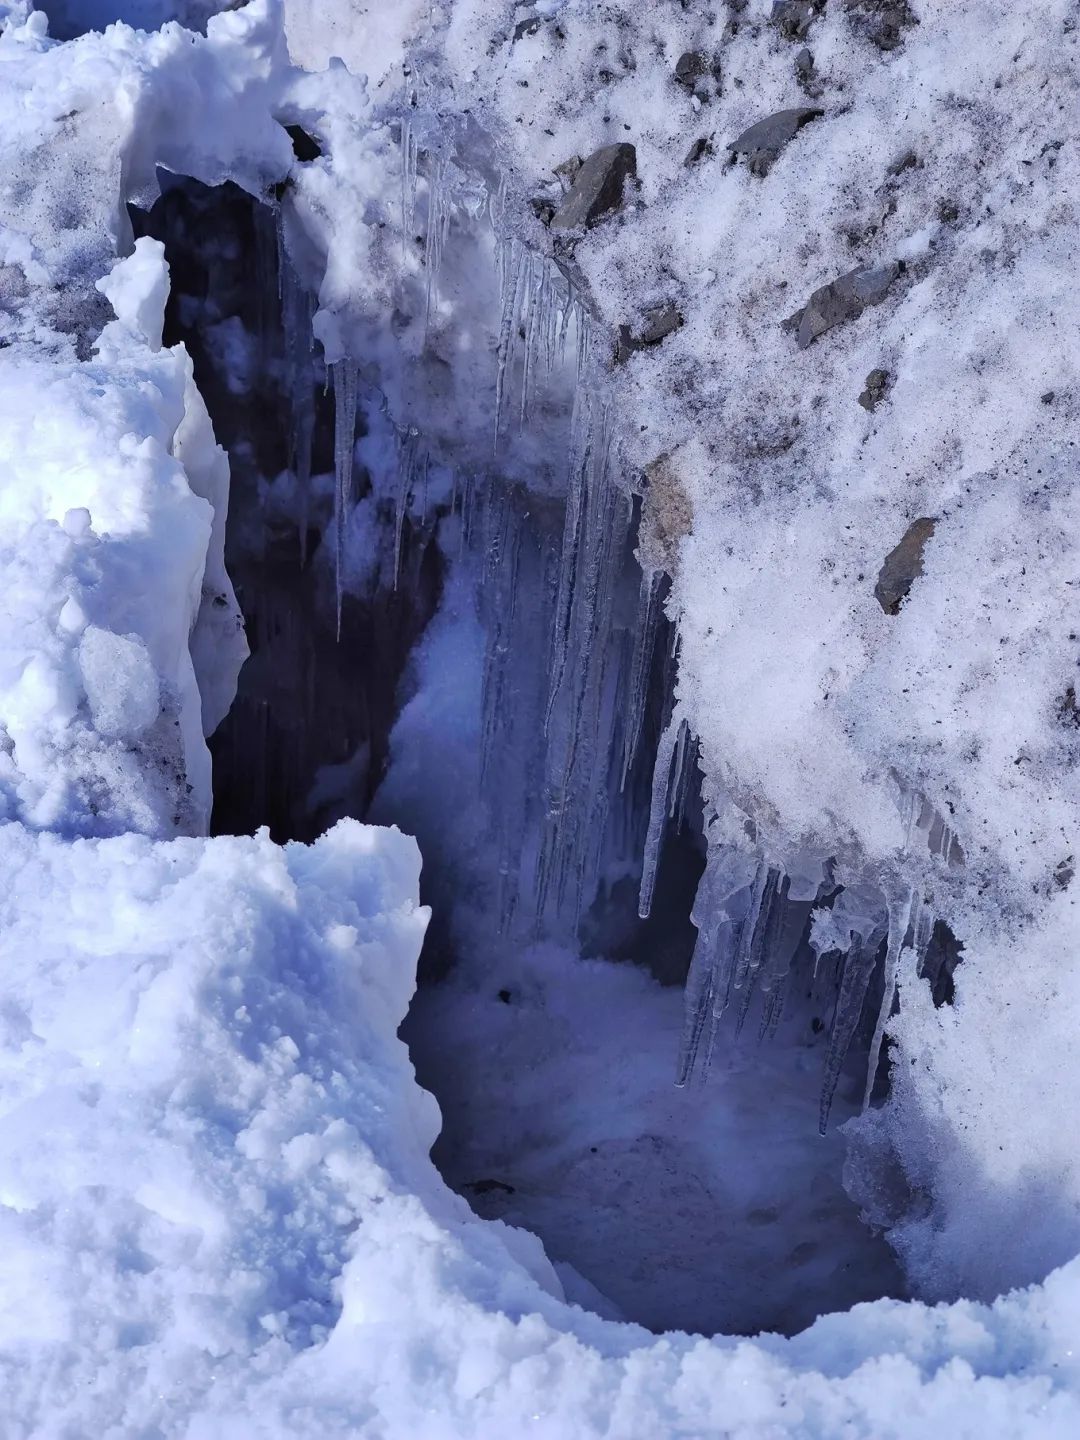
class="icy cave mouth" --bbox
[140,172,932,1339]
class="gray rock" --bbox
[783,261,901,348]
[874,517,936,614]
[858,367,891,410]
[845,0,917,51]
[675,51,708,87]
[728,107,823,177]
[772,0,824,40]
[684,136,715,167]
[550,143,637,231]
[553,155,582,192]
[615,305,684,364]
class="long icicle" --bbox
[862,884,916,1110]
[638,708,685,919]
[331,358,358,638]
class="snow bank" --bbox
[4,0,1080,1431]
[1,815,1080,1437]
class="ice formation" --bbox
[3,0,1080,1433]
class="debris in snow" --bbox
[771,0,825,41]
[549,143,637,231]
[684,135,715,166]
[874,517,937,614]
[858,367,891,410]
[782,261,902,347]
[728,107,824,176]
[794,47,822,96]
[674,50,721,101]
[845,0,918,51]
[615,304,684,363]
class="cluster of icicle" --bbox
[640,723,950,1130]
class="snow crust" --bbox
[4,0,1080,1432]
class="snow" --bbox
[2,0,1080,1433]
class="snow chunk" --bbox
[95,237,170,352]
[77,626,160,738]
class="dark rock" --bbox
[874,517,936,614]
[675,50,721,100]
[886,149,919,176]
[615,305,684,363]
[675,50,707,87]
[728,106,823,176]
[284,124,321,162]
[845,0,917,50]
[497,988,513,1004]
[553,154,582,192]
[464,1178,516,1196]
[1041,390,1056,405]
[513,14,542,41]
[783,261,901,348]
[1055,856,1075,890]
[550,143,637,231]
[772,0,824,40]
[1058,685,1080,729]
[684,136,715,166]
[794,47,821,94]
[858,367,891,410]
[937,198,960,225]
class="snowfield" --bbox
[2,0,1080,1434]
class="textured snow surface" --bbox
[2,816,1080,1439]
[3,0,1080,1432]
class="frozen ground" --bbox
[2,0,1080,1435]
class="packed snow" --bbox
[3,0,1080,1434]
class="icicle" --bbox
[862,884,916,1110]
[638,708,684,919]
[819,923,887,1134]
[394,427,419,592]
[620,569,662,790]
[399,100,419,259]
[493,241,527,448]
[423,157,448,337]
[331,358,358,638]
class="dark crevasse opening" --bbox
[133,170,942,1338]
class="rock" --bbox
[728,107,823,177]
[783,261,901,348]
[858,367,891,410]
[513,14,542,41]
[553,154,582,192]
[684,136,715,167]
[675,51,707,87]
[772,0,824,40]
[615,305,684,364]
[550,143,637,231]
[887,149,919,176]
[845,0,917,50]
[874,517,936,614]
[674,50,720,99]
[639,453,693,576]
[283,124,321,162]
[794,47,820,94]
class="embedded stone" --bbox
[783,261,901,348]
[550,143,637,231]
[858,368,891,410]
[772,0,824,40]
[728,107,823,176]
[874,517,936,614]
[615,305,684,364]
[845,0,917,50]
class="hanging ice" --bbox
[331,358,358,638]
